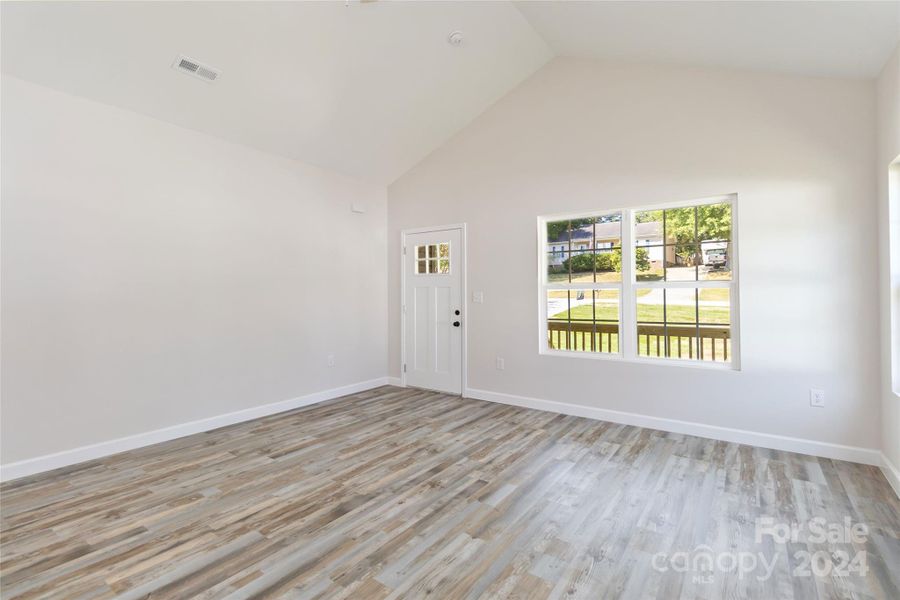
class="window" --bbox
[415,243,450,274]
[539,195,737,367]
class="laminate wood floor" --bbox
[1,386,898,599]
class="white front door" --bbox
[403,227,463,394]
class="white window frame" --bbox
[537,194,740,370]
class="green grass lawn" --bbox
[548,270,621,284]
[636,267,664,281]
[552,268,730,286]
[551,303,730,324]
[698,288,730,301]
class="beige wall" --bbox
[1,76,388,463]
[877,45,900,471]
[388,58,880,450]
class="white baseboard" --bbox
[464,387,883,467]
[387,376,403,386]
[881,453,900,499]
[0,377,390,482]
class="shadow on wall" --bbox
[891,158,900,394]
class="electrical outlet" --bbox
[810,388,825,407]
[327,354,335,368]
[496,357,505,370]
[472,291,484,304]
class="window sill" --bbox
[540,348,740,371]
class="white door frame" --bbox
[400,223,467,394]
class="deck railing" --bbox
[547,321,731,362]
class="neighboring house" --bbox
[548,221,666,266]
[548,221,728,269]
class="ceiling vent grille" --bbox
[172,54,220,83]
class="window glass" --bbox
[415,243,450,274]
[635,288,732,363]
[541,197,736,366]
[546,290,619,354]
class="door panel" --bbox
[434,285,451,374]
[413,286,429,372]
[404,228,462,394]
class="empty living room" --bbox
[2,1,900,598]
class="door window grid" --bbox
[415,243,450,274]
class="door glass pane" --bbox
[415,242,451,274]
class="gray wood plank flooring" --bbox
[1,386,898,599]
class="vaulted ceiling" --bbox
[3,1,898,185]
[0,1,552,184]
[516,1,900,79]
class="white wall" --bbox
[388,58,880,452]
[1,76,387,464]
[877,45,900,474]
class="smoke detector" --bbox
[172,54,221,83]
[448,31,464,46]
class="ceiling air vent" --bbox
[172,54,220,83]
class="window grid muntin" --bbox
[632,202,733,364]
[541,196,736,366]
[547,213,623,285]
[415,242,451,275]
[546,289,621,354]
[544,212,623,356]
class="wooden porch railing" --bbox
[547,321,731,361]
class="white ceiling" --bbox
[0,1,551,184]
[516,1,900,79]
[2,2,898,184]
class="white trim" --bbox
[541,348,735,370]
[882,453,900,499]
[464,387,882,466]
[387,376,404,387]
[400,224,467,395]
[622,208,635,358]
[0,377,390,482]
[539,194,739,222]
